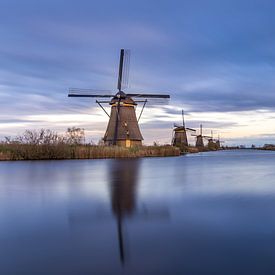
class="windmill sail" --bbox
[127,93,170,98]
[68,88,114,97]
[182,110,185,128]
[117,49,130,91]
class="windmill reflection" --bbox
[68,158,169,266]
[108,158,140,264]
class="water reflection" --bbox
[5,151,275,274]
[68,158,169,267]
[109,159,140,264]
[68,159,142,265]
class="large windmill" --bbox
[172,110,195,149]
[68,49,170,147]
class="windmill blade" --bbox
[186,127,196,132]
[121,50,130,91]
[117,49,124,91]
[68,88,114,98]
[68,94,114,98]
[117,49,131,91]
[127,93,170,99]
[136,98,169,106]
[182,110,185,128]
[127,93,170,105]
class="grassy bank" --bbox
[258,145,275,151]
[0,144,180,161]
[179,146,223,154]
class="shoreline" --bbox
[0,144,181,161]
[0,144,249,162]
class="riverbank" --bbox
[0,144,180,160]
[258,145,275,151]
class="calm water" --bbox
[1,150,275,274]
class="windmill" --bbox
[68,49,170,147]
[192,124,211,148]
[172,110,195,150]
[207,130,218,150]
[215,134,225,149]
[206,131,225,150]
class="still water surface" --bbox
[1,150,275,274]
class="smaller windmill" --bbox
[215,134,225,149]
[206,132,225,150]
[192,124,211,149]
[207,130,218,150]
[172,110,195,150]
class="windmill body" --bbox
[172,110,195,149]
[104,92,143,147]
[207,132,224,150]
[193,124,211,149]
[208,139,215,147]
[208,138,223,151]
[173,126,189,147]
[196,135,204,148]
[195,124,205,148]
[68,49,169,147]
[215,135,225,149]
[207,130,215,149]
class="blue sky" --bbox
[1,0,275,145]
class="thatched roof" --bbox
[104,96,143,142]
[174,126,186,132]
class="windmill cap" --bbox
[110,91,137,105]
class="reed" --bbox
[0,128,180,160]
[0,144,180,161]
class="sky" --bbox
[1,0,275,146]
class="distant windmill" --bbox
[215,134,225,149]
[192,124,211,148]
[68,49,170,147]
[206,130,218,150]
[172,110,195,149]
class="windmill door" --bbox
[126,139,131,148]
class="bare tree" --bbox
[66,127,85,145]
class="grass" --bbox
[0,144,180,161]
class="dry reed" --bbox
[0,144,180,161]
